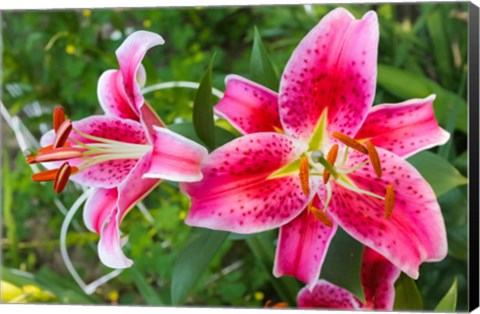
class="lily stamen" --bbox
[53,162,73,193]
[365,141,382,179]
[53,119,73,149]
[299,155,310,196]
[323,144,339,184]
[332,131,368,154]
[384,184,395,219]
[53,106,66,133]
[310,206,333,227]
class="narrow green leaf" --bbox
[168,122,236,149]
[171,228,229,305]
[127,265,164,305]
[2,152,19,266]
[249,26,279,90]
[407,151,468,197]
[377,64,467,133]
[245,232,300,305]
[320,228,365,303]
[193,54,216,151]
[426,8,454,88]
[434,277,458,312]
[394,274,424,310]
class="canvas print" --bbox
[0,2,475,311]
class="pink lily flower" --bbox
[297,247,401,310]
[182,8,448,287]
[28,31,208,268]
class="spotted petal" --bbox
[40,115,148,189]
[183,133,318,233]
[329,148,447,278]
[97,152,161,268]
[361,247,401,310]
[215,75,282,134]
[297,279,362,309]
[273,195,337,288]
[143,126,208,182]
[279,8,378,142]
[355,95,450,158]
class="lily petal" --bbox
[143,126,208,182]
[273,195,337,288]
[361,247,401,310]
[297,279,362,309]
[97,152,160,269]
[117,151,161,222]
[183,133,316,233]
[116,30,165,114]
[83,188,118,233]
[355,95,450,158]
[97,207,133,269]
[329,148,447,278]
[40,115,148,189]
[215,75,282,134]
[98,69,139,120]
[279,8,378,141]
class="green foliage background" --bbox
[1,3,469,310]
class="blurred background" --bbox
[1,3,469,310]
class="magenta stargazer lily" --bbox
[297,247,401,310]
[29,31,208,268]
[182,8,448,288]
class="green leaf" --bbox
[426,8,454,88]
[193,54,216,151]
[377,64,467,133]
[249,26,279,90]
[2,152,19,266]
[245,232,300,305]
[394,274,424,310]
[127,265,165,305]
[446,225,468,261]
[320,228,365,303]
[168,122,236,149]
[171,228,229,305]
[434,277,458,312]
[407,151,468,197]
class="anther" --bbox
[34,147,84,163]
[53,119,73,149]
[323,144,339,184]
[53,162,72,193]
[332,131,368,154]
[299,155,310,196]
[32,168,59,182]
[311,207,333,227]
[384,184,395,219]
[53,106,66,133]
[365,141,382,179]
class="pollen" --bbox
[311,206,333,227]
[332,131,368,154]
[299,155,310,196]
[323,144,338,184]
[384,184,395,219]
[365,141,382,179]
